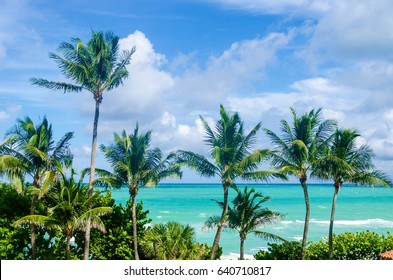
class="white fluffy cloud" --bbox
[308,0,393,62]
[0,111,9,121]
[98,31,175,121]
[173,32,291,115]
[0,104,21,122]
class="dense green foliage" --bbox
[255,231,393,260]
[140,221,218,260]
[88,199,152,260]
[0,181,215,260]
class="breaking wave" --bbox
[293,218,393,227]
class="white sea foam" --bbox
[220,252,255,260]
[157,215,162,219]
[293,235,303,241]
[281,221,293,224]
[272,227,284,230]
[334,218,393,227]
[305,218,393,227]
[159,210,170,213]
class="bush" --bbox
[254,241,302,260]
[81,196,152,260]
[254,231,393,260]
[330,231,393,260]
[140,221,216,260]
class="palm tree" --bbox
[205,185,285,260]
[141,222,204,260]
[94,125,182,260]
[265,108,336,259]
[0,116,73,259]
[177,105,286,259]
[31,31,135,259]
[14,171,112,260]
[312,128,391,259]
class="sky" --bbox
[1,0,393,183]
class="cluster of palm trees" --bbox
[265,108,391,259]
[1,30,391,260]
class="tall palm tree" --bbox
[141,222,204,260]
[312,128,391,259]
[177,105,286,259]
[31,31,135,259]
[0,116,73,259]
[205,185,286,260]
[14,171,112,260]
[94,125,182,260]
[265,108,336,259]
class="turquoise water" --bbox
[110,184,393,258]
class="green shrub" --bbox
[82,197,152,260]
[254,231,393,260]
[254,241,302,260]
[330,231,393,260]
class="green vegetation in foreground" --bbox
[0,181,217,260]
[254,231,393,260]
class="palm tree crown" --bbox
[266,108,336,178]
[1,116,73,182]
[31,31,135,103]
[98,125,182,193]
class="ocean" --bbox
[109,183,393,258]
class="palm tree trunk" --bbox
[329,184,340,260]
[210,183,229,260]
[84,98,101,260]
[66,235,71,260]
[240,236,245,260]
[30,194,37,260]
[300,177,309,260]
[131,191,140,260]
[30,171,40,260]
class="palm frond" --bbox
[30,78,83,93]
[14,215,59,230]
[204,215,222,230]
[176,150,217,177]
[254,231,287,242]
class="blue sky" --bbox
[1,0,393,183]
